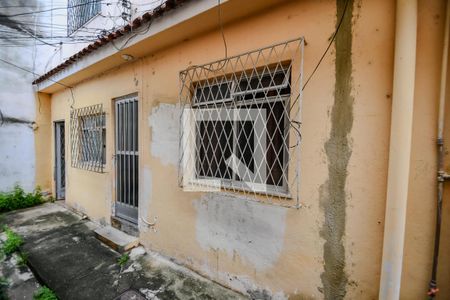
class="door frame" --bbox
[54,120,66,200]
[113,93,139,224]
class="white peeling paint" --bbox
[139,166,153,232]
[130,246,146,259]
[139,288,162,300]
[194,193,287,271]
[16,270,34,282]
[148,103,179,166]
[198,262,288,299]
[106,168,113,225]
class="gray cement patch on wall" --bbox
[194,193,287,271]
[148,103,179,166]
[319,0,354,298]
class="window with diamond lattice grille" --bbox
[193,66,290,191]
[179,37,304,203]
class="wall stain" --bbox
[0,0,41,38]
[319,0,354,299]
[0,110,34,127]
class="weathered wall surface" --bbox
[344,0,395,298]
[0,44,37,192]
[34,93,52,191]
[401,1,450,298]
[46,0,450,298]
[0,0,64,193]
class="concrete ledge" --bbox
[94,225,139,253]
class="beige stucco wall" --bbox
[34,92,52,192]
[401,1,449,299]
[38,0,450,298]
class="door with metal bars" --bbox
[115,96,139,223]
[55,121,66,200]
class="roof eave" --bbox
[35,0,286,94]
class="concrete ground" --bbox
[0,203,245,300]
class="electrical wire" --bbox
[0,56,72,88]
[0,56,78,109]
[286,0,350,117]
[110,8,154,51]
[0,0,171,49]
[217,0,227,60]
[301,0,350,91]
[0,1,109,18]
[184,0,227,73]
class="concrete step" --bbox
[94,225,139,253]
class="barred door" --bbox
[115,96,139,223]
[55,121,66,200]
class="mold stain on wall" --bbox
[319,0,354,299]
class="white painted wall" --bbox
[0,0,168,192]
[0,0,66,192]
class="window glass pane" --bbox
[194,82,232,104]
[238,70,290,100]
[134,101,138,151]
[236,121,255,181]
[197,121,233,179]
[102,128,106,165]
[192,67,290,189]
[265,101,286,187]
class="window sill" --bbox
[183,177,292,199]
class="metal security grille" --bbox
[70,104,105,173]
[55,121,66,199]
[115,96,139,223]
[179,38,304,207]
[67,0,101,35]
[59,123,66,188]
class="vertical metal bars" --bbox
[70,104,105,173]
[55,121,66,200]
[67,0,101,36]
[179,37,304,207]
[115,96,139,223]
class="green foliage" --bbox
[117,253,129,267]
[34,286,58,300]
[0,277,8,300]
[17,251,28,266]
[0,185,44,213]
[3,227,23,255]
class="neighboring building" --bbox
[27,0,450,299]
[0,0,162,192]
[0,0,67,192]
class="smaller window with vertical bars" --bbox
[70,104,106,173]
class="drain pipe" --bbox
[379,0,417,299]
[428,0,450,298]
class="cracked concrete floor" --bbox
[0,203,246,300]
